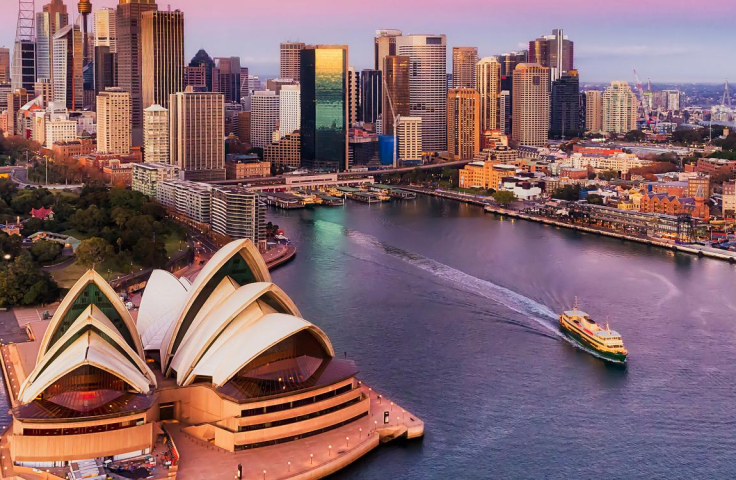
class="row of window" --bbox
[238,395,363,432]
[234,411,368,451]
[22,418,143,436]
[240,383,353,417]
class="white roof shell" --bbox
[137,270,190,350]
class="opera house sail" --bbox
[1,239,422,476]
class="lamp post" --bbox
[310,453,313,464]
[287,461,291,472]
[345,436,349,448]
[262,470,266,480]
[328,445,332,457]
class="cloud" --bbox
[576,45,696,59]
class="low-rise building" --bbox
[458,161,518,189]
[225,154,271,179]
[569,152,650,175]
[52,139,96,160]
[263,132,300,170]
[102,160,133,187]
[156,179,212,226]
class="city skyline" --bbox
[2,0,735,83]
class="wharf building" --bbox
[0,239,422,473]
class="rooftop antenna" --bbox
[722,79,732,108]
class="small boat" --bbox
[559,299,628,364]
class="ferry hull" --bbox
[560,322,628,364]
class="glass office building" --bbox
[300,46,348,172]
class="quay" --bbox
[402,186,736,264]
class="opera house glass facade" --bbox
[300,46,348,171]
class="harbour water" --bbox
[268,195,736,479]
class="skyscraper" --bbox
[348,66,359,126]
[374,29,401,73]
[251,90,279,148]
[396,34,447,152]
[94,46,117,94]
[528,29,573,81]
[602,81,637,135]
[382,55,410,136]
[240,66,249,100]
[279,42,305,81]
[585,91,603,133]
[117,0,158,145]
[141,9,184,110]
[452,47,478,89]
[94,7,116,51]
[360,69,381,124]
[11,0,37,92]
[143,103,168,163]
[78,0,92,66]
[188,49,214,91]
[212,57,241,104]
[300,45,348,171]
[52,24,83,110]
[169,87,225,181]
[279,84,300,137]
[499,51,527,77]
[97,87,131,154]
[550,70,580,138]
[447,88,480,160]
[512,63,550,147]
[0,48,10,84]
[499,90,511,134]
[476,56,501,132]
[36,0,69,84]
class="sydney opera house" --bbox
[0,239,422,477]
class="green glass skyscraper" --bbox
[300,45,349,171]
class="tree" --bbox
[132,237,168,268]
[70,205,108,234]
[76,237,114,268]
[586,194,604,205]
[552,185,582,201]
[624,130,646,142]
[30,241,62,265]
[0,252,58,307]
[492,190,516,204]
[598,170,619,181]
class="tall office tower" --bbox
[141,9,184,110]
[78,0,92,65]
[374,29,402,73]
[0,48,10,84]
[511,63,550,147]
[300,45,349,171]
[447,88,480,160]
[212,57,241,104]
[97,87,131,154]
[94,7,117,51]
[499,90,510,134]
[499,51,527,77]
[183,65,205,89]
[36,0,69,84]
[452,47,478,89]
[117,0,158,145]
[528,29,573,81]
[397,116,422,163]
[396,34,447,152]
[382,55,410,136]
[52,24,83,110]
[279,42,305,81]
[7,89,34,135]
[169,87,225,180]
[476,56,501,132]
[550,70,580,138]
[584,90,603,133]
[578,91,586,132]
[188,49,214,91]
[602,81,637,135]
[663,89,681,111]
[279,84,300,137]
[33,79,52,106]
[12,0,37,92]
[251,90,279,148]
[348,67,360,126]
[360,69,381,124]
[143,103,168,163]
[239,67,249,99]
[94,46,117,94]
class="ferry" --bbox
[559,300,627,364]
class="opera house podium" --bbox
[1,239,422,479]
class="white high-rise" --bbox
[279,84,300,138]
[35,0,69,83]
[602,81,637,135]
[397,116,422,163]
[251,90,279,148]
[396,34,447,152]
[144,104,169,164]
[94,7,117,52]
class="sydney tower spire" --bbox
[78,0,91,65]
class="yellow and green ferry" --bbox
[559,300,628,364]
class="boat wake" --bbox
[313,220,566,340]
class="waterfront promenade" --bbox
[401,186,736,263]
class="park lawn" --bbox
[165,235,187,257]
[51,259,137,289]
